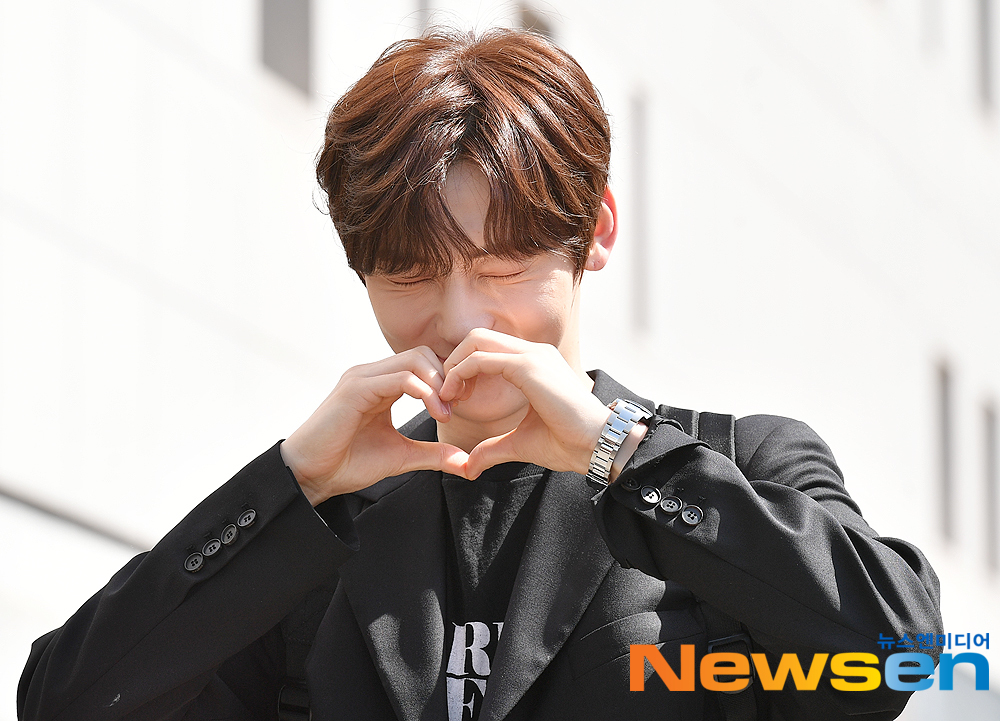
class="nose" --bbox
[435,274,495,348]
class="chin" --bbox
[451,375,528,424]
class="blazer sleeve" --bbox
[17,442,358,721]
[592,414,943,720]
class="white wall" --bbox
[1,0,998,718]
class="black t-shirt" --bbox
[442,462,546,721]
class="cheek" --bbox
[368,292,433,351]
[513,277,575,342]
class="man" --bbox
[19,28,941,721]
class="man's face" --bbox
[364,162,582,426]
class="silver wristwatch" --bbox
[586,398,653,489]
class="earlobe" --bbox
[586,187,618,272]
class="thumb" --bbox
[401,439,470,477]
[465,431,521,480]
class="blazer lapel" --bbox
[338,465,449,721]
[478,370,655,721]
[477,467,615,721]
[337,372,653,721]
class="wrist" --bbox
[280,440,329,507]
[609,421,648,482]
[586,399,653,488]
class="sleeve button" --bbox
[620,477,641,491]
[184,552,205,572]
[237,509,257,528]
[639,486,662,505]
[202,539,222,556]
[680,505,704,526]
[221,524,239,545]
[659,496,683,514]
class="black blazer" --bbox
[19,371,942,721]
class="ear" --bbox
[585,187,618,272]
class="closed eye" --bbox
[483,270,526,281]
[387,277,431,287]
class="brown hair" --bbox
[316,28,611,279]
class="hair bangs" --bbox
[317,27,611,281]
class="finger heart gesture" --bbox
[439,329,611,480]
[281,331,612,505]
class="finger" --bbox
[442,328,529,375]
[393,371,452,422]
[457,374,476,402]
[401,439,470,478]
[440,351,529,401]
[408,349,448,405]
[412,346,447,389]
[361,370,451,422]
[443,373,476,404]
[465,431,522,479]
[353,347,447,394]
[350,349,451,416]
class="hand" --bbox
[439,329,613,479]
[280,347,470,505]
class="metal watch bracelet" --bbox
[586,398,652,489]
